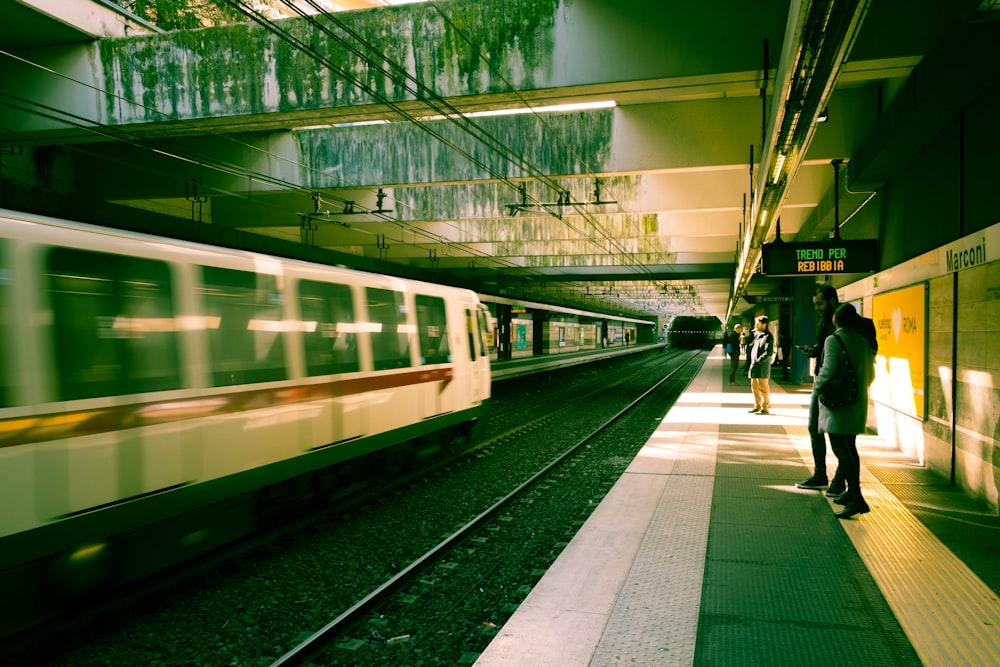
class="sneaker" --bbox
[826,478,846,496]
[758,409,769,415]
[748,407,761,413]
[795,475,829,490]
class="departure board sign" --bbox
[761,239,878,276]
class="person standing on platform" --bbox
[777,328,791,381]
[815,303,875,518]
[726,323,743,385]
[739,325,750,373]
[796,284,841,492]
[747,316,774,414]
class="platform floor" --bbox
[474,351,1000,667]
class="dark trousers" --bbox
[808,389,832,479]
[728,354,739,382]
[829,433,863,502]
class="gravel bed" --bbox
[23,351,700,667]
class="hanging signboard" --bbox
[761,239,878,276]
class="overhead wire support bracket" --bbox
[590,178,618,205]
[506,180,616,218]
[371,188,393,214]
[298,192,352,229]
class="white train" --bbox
[0,208,492,636]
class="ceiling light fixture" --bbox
[771,154,786,183]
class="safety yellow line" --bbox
[785,424,1000,667]
[839,470,1000,667]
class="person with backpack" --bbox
[815,303,876,518]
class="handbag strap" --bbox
[831,332,855,378]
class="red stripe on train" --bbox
[0,367,456,448]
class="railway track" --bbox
[271,349,703,666]
[8,349,705,666]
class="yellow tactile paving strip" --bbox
[788,432,1000,667]
[476,352,1000,666]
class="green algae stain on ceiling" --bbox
[99,0,562,125]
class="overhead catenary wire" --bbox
[0,49,514,270]
[218,0,663,315]
[233,0,650,275]
[316,0,698,314]
[422,0,699,303]
[3,5,673,316]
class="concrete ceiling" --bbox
[0,0,993,323]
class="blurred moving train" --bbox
[0,208,492,636]
[665,315,723,350]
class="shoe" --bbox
[826,478,846,496]
[758,409,769,415]
[833,494,848,505]
[835,501,870,519]
[795,475,829,490]
[748,407,761,413]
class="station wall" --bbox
[839,81,1000,514]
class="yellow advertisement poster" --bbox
[872,284,926,419]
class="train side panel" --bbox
[0,209,491,635]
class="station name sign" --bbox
[761,239,878,276]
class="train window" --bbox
[47,247,181,400]
[366,287,410,370]
[200,267,286,386]
[415,295,450,365]
[299,280,359,375]
[0,241,10,407]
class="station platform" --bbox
[474,350,1000,666]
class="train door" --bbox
[415,293,452,419]
[466,303,491,403]
[37,247,198,519]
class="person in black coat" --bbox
[747,316,774,414]
[726,323,743,385]
[815,303,876,518]
[795,285,840,492]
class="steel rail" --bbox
[270,349,703,666]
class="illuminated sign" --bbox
[761,239,878,276]
[872,284,926,419]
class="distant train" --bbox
[0,209,492,636]
[665,315,723,350]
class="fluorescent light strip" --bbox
[300,100,617,129]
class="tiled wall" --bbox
[923,264,1000,512]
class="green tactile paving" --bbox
[696,618,919,667]
[694,440,923,667]
[714,461,807,483]
[705,520,850,566]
